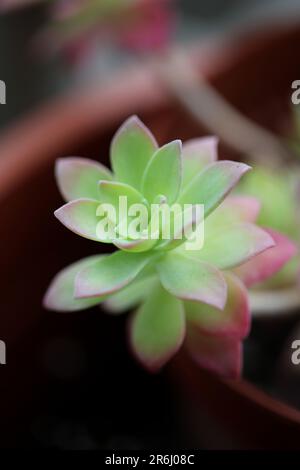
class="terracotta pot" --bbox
[1,23,300,448]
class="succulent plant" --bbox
[236,165,300,290]
[44,116,296,378]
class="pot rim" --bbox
[173,352,300,426]
[250,284,300,317]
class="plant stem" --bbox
[155,50,295,166]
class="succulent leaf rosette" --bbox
[44,116,296,378]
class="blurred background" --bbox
[2,0,300,451]
[1,0,300,129]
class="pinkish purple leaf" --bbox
[185,272,250,339]
[186,326,242,379]
[234,229,298,287]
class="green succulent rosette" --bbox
[44,116,296,377]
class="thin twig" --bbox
[155,51,295,166]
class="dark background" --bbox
[1,0,300,129]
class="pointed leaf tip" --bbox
[182,136,218,187]
[110,115,158,190]
[156,253,227,310]
[43,255,105,312]
[75,251,151,299]
[142,139,182,204]
[235,228,298,287]
[185,272,250,339]
[54,198,108,242]
[55,157,112,202]
[178,160,251,216]
[197,222,275,270]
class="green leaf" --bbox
[55,157,112,202]
[156,252,227,310]
[110,116,158,190]
[75,250,152,298]
[104,275,157,313]
[98,180,147,219]
[195,222,275,269]
[43,255,105,312]
[205,195,261,235]
[178,161,250,217]
[55,198,111,242]
[182,137,217,188]
[157,204,204,251]
[130,284,185,371]
[142,140,182,204]
[237,165,299,240]
[113,237,158,253]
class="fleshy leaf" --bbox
[98,180,147,222]
[234,229,298,287]
[98,180,146,207]
[43,255,105,312]
[237,165,299,240]
[55,198,111,242]
[104,276,157,314]
[195,223,275,270]
[75,251,152,298]
[205,196,261,235]
[130,284,185,371]
[220,196,261,223]
[141,140,182,204]
[113,237,157,253]
[182,137,217,188]
[156,253,227,310]
[110,116,158,190]
[178,161,251,216]
[186,325,242,379]
[158,204,204,251]
[185,272,250,339]
[55,157,112,202]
